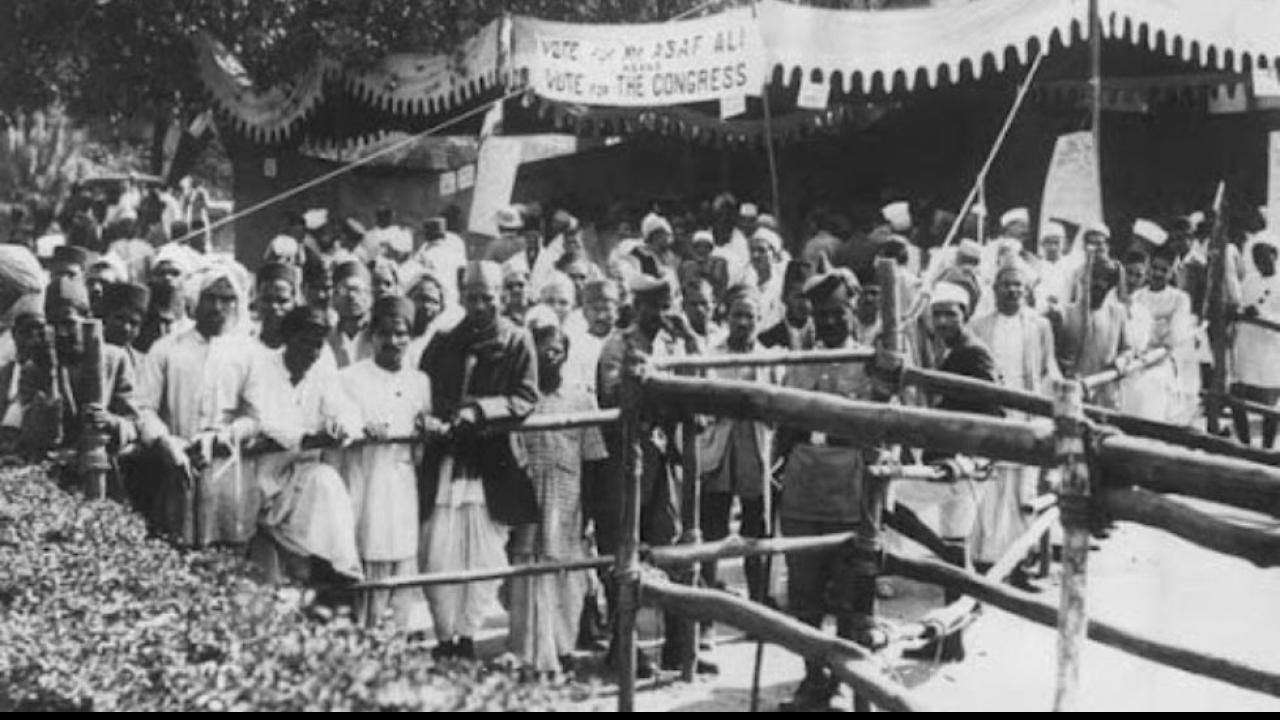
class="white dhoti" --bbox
[420,455,510,640]
[259,453,364,581]
[968,462,1037,565]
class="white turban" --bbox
[303,208,329,231]
[0,245,46,296]
[641,213,672,240]
[385,227,413,256]
[186,262,248,331]
[1000,207,1030,228]
[881,201,912,232]
[753,227,783,255]
[265,234,301,262]
[930,281,972,310]
[154,242,198,277]
[1040,221,1066,240]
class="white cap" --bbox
[881,201,912,232]
[386,227,413,255]
[1132,218,1168,247]
[753,227,782,254]
[1040,221,1066,240]
[691,229,715,246]
[303,208,328,231]
[265,234,300,260]
[1085,221,1111,239]
[641,212,672,239]
[930,281,971,310]
[495,206,524,231]
[757,213,778,231]
[739,202,759,219]
[1188,211,1206,227]
[1000,207,1030,228]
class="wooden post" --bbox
[1053,379,1089,711]
[616,364,645,713]
[1204,183,1229,435]
[78,320,110,500]
[679,416,702,682]
[850,259,901,712]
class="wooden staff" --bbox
[639,573,933,712]
[1079,348,1171,392]
[1053,379,1089,711]
[641,374,1056,467]
[1101,486,1280,569]
[651,346,875,372]
[616,364,644,713]
[679,415,701,682]
[78,320,110,500]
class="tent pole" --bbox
[755,1,783,238]
[1089,0,1103,218]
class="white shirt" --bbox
[136,328,263,443]
[991,313,1026,388]
[1234,273,1280,387]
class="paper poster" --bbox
[457,164,476,190]
[439,171,458,197]
[1269,132,1280,231]
[1040,131,1103,231]
[466,140,523,236]
[720,93,747,119]
[518,7,764,107]
[797,71,828,110]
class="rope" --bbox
[939,47,1046,250]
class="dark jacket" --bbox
[934,330,1004,417]
[758,318,813,350]
[419,317,539,526]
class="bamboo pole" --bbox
[884,552,1280,701]
[679,417,701,682]
[1096,435,1280,518]
[1230,310,1280,335]
[1080,348,1171,392]
[640,374,1056,467]
[1210,390,1280,423]
[638,574,934,712]
[651,346,875,372]
[616,368,644,713]
[77,320,110,500]
[347,556,615,591]
[1053,379,1089,712]
[1101,486,1280,568]
[648,531,855,567]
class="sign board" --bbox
[520,7,765,107]
[467,139,523,236]
[439,171,458,197]
[1040,131,1103,232]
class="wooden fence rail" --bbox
[1100,487,1280,569]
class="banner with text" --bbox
[513,8,765,107]
[1041,131,1103,233]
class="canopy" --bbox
[197,0,1280,147]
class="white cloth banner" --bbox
[467,138,525,237]
[1040,131,1103,230]
[515,7,765,107]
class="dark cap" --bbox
[256,261,300,289]
[51,245,92,268]
[371,295,415,326]
[101,281,150,317]
[280,304,332,338]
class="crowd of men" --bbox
[0,184,1277,709]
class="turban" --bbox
[371,295,415,326]
[187,264,247,328]
[0,245,46,296]
[641,213,672,240]
[753,227,783,254]
[101,281,150,317]
[956,239,983,264]
[154,242,197,276]
[628,273,672,301]
[385,227,413,256]
[930,282,972,314]
[539,271,576,300]
[757,213,779,232]
[1040,221,1066,240]
[1000,207,1030,228]
[523,303,560,330]
[691,229,715,246]
[44,277,91,319]
[802,253,858,302]
[266,234,301,262]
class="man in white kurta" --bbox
[136,267,263,546]
[341,296,437,627]
[1230,240,1280,447]
[969,263,1060,569]
[254,305,364,583]
[1132,250,1196,424]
